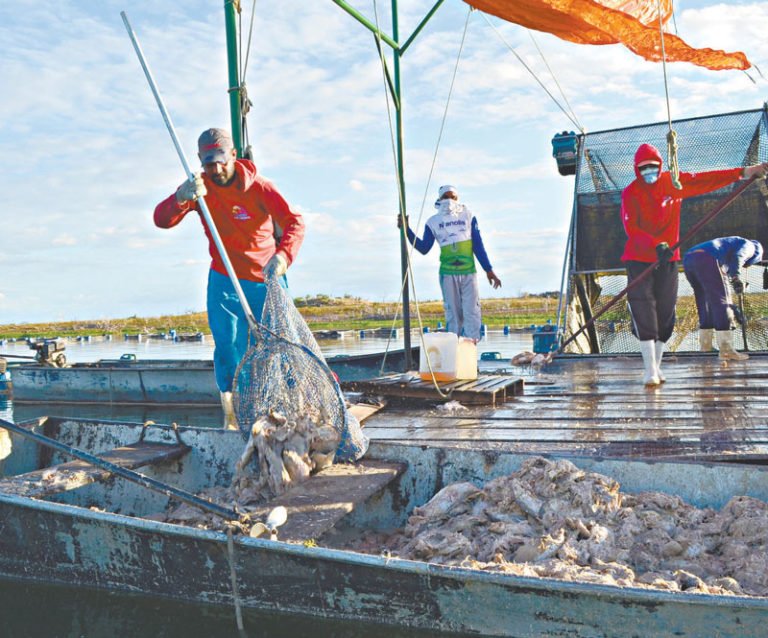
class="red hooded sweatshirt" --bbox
[154,159,305,282]
[620,143,743,263]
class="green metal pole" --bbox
[224,0,243,157]
[392,0,413,370]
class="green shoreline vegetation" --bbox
[0,293,560,340]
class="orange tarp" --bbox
[465,0,750,71]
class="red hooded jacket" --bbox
[620,143,742,263]
[154,159,305,282]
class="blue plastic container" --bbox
[533,321,559,353]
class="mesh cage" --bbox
[562,107,768,354]
[563,267,768,354]
[232,274,368,462]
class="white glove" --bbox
[175,173,207,203]
[264,253,288,277]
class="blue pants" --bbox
[683,250,733,330]
[206,269,288,392]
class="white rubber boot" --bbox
[654,341,666,383]
[716,330,748,361]
[220,391,239,430]
[640,340,661,387]
[699,328,714,352]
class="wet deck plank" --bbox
[361,352,768,462]
[0,442,191,498]
[247,459,406,542]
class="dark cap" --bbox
[198,128,234,165]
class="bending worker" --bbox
[683,236,763,360]
[154,128,305,428]
[400,185,501,341]
[620,143,767,387]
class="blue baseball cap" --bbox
[198,128,234,165]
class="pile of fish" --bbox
[346,456,768,597]
[155,408,340,532]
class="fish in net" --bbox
[232,272,368,464]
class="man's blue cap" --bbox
[198,128,234,165]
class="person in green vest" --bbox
[400,185,501,341]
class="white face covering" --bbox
[639,164,660,184]
[437,198,459,214]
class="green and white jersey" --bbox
[425,204,477,275]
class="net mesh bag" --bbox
[232,273,368,462]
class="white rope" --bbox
[372,1,472,394]
[480,12,583,132]
[526,30,584,133]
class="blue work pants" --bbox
[206,269,288,392]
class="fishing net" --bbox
[559,107,768,354]
[232,273,368,462]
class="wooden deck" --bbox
[359,352,768,463]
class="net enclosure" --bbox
[558,106,768,354]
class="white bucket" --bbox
[419,333,478,382]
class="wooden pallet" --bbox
[342,373,524,407]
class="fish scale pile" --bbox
[353,456,768,597]
[153,408,341,532]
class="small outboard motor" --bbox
[27,338,67,367]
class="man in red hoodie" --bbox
[154,128,305,427]
[620,143,767,388]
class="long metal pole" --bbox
[0,418,241,522]
[224,0,244,157]
[392,0,413,370]
[121,12,258,331]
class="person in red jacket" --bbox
[620,143,767,387]
[154,128,305,427]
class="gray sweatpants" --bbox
[439,273,481,340]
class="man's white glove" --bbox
[264,253,288,277]
[175,173,207,203]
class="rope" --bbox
[371,1,472,396]
[226,525,249,638]
[657,0,682,189]
[480,12,583,132]
[527,30,584,133]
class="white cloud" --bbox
[2,0,766,323]
[51,234,77,246]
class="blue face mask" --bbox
[639,164,660,184]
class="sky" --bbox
[2,1,768,324]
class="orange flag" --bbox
[465,0,750,70]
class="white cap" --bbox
[438,185,458,199]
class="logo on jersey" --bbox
[232,205,250,221]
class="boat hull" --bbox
[0,418,767,635]
[9,348,418,403]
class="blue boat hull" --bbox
[0,418,767,636]
[9,348,419,404]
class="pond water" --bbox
[0,330,534,425]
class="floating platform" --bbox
[342,372,524,406]
[358,352,768,463]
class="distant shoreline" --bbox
[0,294,559,340]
